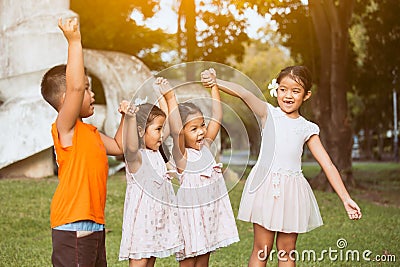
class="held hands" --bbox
[201,68,217,88]
[343,198,362,220]
[58,17,81,43]
[153,77,173,97]
[118,100,138,117]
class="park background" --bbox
[1,0,399,266]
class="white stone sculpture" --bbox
[0,1,153,177]
[0,1,216,178]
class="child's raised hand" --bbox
[201,68,217,88]
[209,68,217,80]
[58,17,81,43]
[343,198,362,220]
[119,100,138,116]
[118,100,130,114]
[153,77,173,96]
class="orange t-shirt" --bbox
[50,120,109,228]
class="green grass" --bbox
[0,163,399,266]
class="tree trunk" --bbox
[365,127,372,159]
[377,126,384,161]
[178,0,196,81]
[309,0,355,190]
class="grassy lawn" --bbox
[0,162,399,266]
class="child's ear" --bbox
[138,126,145,138]
[303,90,312,101]
[58,93,66,109]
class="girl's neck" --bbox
[143,146,157,152]
[278,106,300,119]
[186,145,202,151]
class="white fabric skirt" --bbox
[238,169,323,233]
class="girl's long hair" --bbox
[135,103,166,146]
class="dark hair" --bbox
[41,65,67,110]
[41,64,88,111]
[178,102,203,125]
[277,65,312,91]
[135,103,166,144]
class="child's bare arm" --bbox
[202,73,268,125]
[155,78,186,172]
[201,69,222,143]
[156,87,171,141]
[307,135,362,220]
[56,18,85,144]
[100,114,125,156]
[118,101,142,172]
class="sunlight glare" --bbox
[130,0,273,40]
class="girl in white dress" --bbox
[155,75,239,267]
[202,66,362,267]
[118,100,183,267]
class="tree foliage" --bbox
[70,0,176,70]
[177,0,250,64]
[73,0,400,175]
[235,0,358,189]
[71,0,257,71]
[353,0,400,134]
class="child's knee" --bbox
[276,243,296,255]
[253,241,273,262]
[277,238,296,250]
[276,241,296,261]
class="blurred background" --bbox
[1,0,399,189]
[1,2,399,266]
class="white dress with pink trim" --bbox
[238,103,323,233]
[119,149,183,260]
[176,146,239,261]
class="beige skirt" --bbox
[238,169,323,233]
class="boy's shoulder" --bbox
[51,120,99,143]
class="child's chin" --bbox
[147,144,160,151]
[83,112,94,118]
[192,142,202,150]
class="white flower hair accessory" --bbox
[268,78,279,97]
[133,96,148,106]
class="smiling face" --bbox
[143,115,165,151]
[277,76,311,118]
[182,112,207,150]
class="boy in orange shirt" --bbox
[41,18,125,266]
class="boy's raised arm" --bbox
[56,18,86,138]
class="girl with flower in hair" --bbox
[201,66,362,267]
